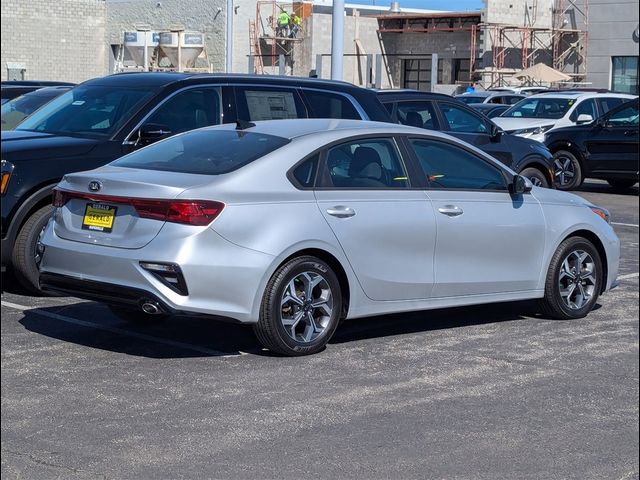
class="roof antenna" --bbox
[236,119,256,130]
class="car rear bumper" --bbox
[39,222,275,323]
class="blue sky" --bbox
[349,0,483,11]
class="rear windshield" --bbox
[111,129,290,175]
[457,96,486,104]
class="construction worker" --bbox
[278,10,290,38]
[289,13,302,38]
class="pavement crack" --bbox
[3,448,109,479]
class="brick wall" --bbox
[0,0,107,83]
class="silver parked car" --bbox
[39,119,620,356]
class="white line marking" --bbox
[612,222,639,228]
[1,300,249,357]
[618,272,640,280]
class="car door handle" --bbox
[326,206,356,218]
[624,130,638,136]
[438,205,464,217]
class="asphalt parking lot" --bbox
[1,180,638,480]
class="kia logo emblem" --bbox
[88,181,102,192]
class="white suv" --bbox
[493,92,637,142]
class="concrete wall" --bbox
[106,0,227,73]
[586,0,639,90]
[0,0,107,83]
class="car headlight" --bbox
[589,206,611,224]
[513,125,554,136]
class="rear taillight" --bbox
[52,188,224,226]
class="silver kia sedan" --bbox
[39,119,620,356]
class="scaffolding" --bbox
[249,1,310,74]
[470,0,589,88]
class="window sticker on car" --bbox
[244,91,298,121]
[71,100,85,106]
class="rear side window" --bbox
[321,138,408,189]
[112,129,290,175]
[303,90,362,120]
[235,87,306,121]
[598,97,624,115]
[410,138,507,191]
[292,154,319,188]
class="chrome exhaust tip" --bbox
[140,300,163,315]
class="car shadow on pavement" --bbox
[331,301,536,344]
[578,181,638,196]
[15,299,553,359]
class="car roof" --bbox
[528,91,636,100]
[210,118,451,141]
[83,72,367,92]
[374,89,454,101]
[1,80,75,87]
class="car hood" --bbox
[1,130,100,161]
[493,117,557,132]
[532,185,591,207]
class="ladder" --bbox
[249,19,264,74]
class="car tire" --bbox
[606,179,638,189]
[539,236,602,320]
[520,167,549,188]
[108,304,169,323]
[11,205,53,294]
[553,150,583,190]
[254,256,342,356]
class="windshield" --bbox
[502,97,574,119]
[17,85,156,137]
[457,96,486,104]
[111,129,291,175]
[1,92,61,131]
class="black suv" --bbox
[1,72,391,291]
[544,98,639,190]
[376,90,555,188]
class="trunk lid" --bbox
[53,165,215,249]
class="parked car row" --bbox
[1,73,556,293]
[0,72,630,356]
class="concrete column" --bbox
[226,0,233,72]
[331,0,344,80]
[430,53,438,92]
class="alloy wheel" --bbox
[280,271,334,343]
[558,249,597,310]
[554,155,576,187]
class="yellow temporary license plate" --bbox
[82,203,117,233]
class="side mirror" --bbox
[490,124,503,142]
[511,174,533,195]
[135,123,172,147]
[576,113,594,124]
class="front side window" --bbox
[570,99,597,122]
[303,90,361,120]
[502,98,574,119]
[111,130,290,175]
[611,56,639,95]
[143,88,221,135]
[17,85,156,137]
[322,138,409,189]
[410,138,507,191]
[440,103,489,134]
[396,101,438,129]
[606,103,639,126]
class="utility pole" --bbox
[226,0,233,72]
[331,0,344,80]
